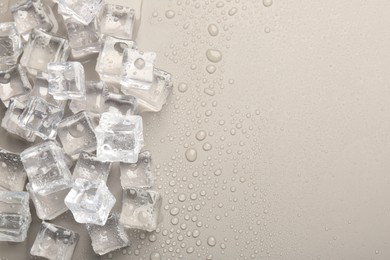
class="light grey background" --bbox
[1,0,390,259]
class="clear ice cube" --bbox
[72,151,112,182]
[0,191,31,242]
[103,89,137,115]
[30,221,79,260]
[69,81,105,114]
[0,65,32,107]
[48,62,86,100]
[59,0,103,25]
[1,97,36,142]
[27,183,69,220]
[57,111,99,159]
[121,68,173,112]
[0,22,23,67]
[20,29,70,75]
[119,188,161,232]
[31,72,67,108]
[121,49,156,90]
[0,148,27,191]
[86,213,130,255]
[96,36,137,83]
[64,178,116,225]
[95,112,144,163]
[120,151,153,189]
[98,4,135,40]
[19,96,64,140]
[64,17,101,58]
[11,0,56,41]
[20,141,72,195]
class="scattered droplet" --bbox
[165,10,175,19]
[185,148,197,162]
[150,252,161,260]
[263,0,273,7]
[207,236,217,247]
[208,24,219,37]
[206,49,222,63]
[178,82,188,93]
[228,7,238,16]
[196,130,207,141]
[206,65,216,74]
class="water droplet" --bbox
[265,27,271,33]
[203,142,212,151]
[165,10,175,19]
[195,130,207,141]
[206,49,222,63]
[263,0,273,7]
[228,7,238,16]
[178,82,188,93]
[170,207,180,216]
[150,252,161,260]
[185,148,197,162]
[206,65,216,74]
[214,169,222,176]
[207,236,217,247]
[208,24,219,37]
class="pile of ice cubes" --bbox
[0,0,171,258]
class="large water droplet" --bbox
[185,148,197,162]
[206,49,222,63]
[208,24,219,36]
[207,236,217,247]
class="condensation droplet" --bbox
[206,65,216,74]
[263,0,273,7]
[208,24,219,37]
[165,10,175,19]
[203,142,212,151]
[185,148,197,162]
[196,130,207,141]
[150,252,161,260]
[178,82,188,93]
[206,49,222,63]
[228,7,238,16]
[207,236,217,247]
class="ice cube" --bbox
[121,68,173,112]
[1,97,36,142]
[0,148,27,191]
[95,112,144,163]
[20,29,70,75]
[57,112,99,159]
[11,0,56,41]
[31,72,67,108]
[86,213,130,255]
[103,89,137,115]
[96,36,137,83]
[64,178,116,225]
[48,62,86,100]
[59,0,103,25]
[119,188,161,232]
[27,183,69,220]
[121,49,156,90]
[120,151,153,189]
[69,81,105,114]
[0,65,32,107]
[64,17,101,58]
[19,96,64,140]
[72,151,112,182]
[0,191,31,242]
[20,141,72,195]
[30,221,79,260]
[98,4,135,40]
[0,22,23,67]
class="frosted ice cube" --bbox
[119,188,161,232]
[31,72,67,108]
[64,179,116,225]
[27,183,69,220]
[103,89,137,115]
[1,97,36,142]
[48,62,86,100]
[59,0,103,25]
[95,112,144,163]
[69,81,105,114]
[120,151,153,189]
[0,22,23,67]
[0,191,31,242]
[98,4,135,40]
[64,17,101,58]
[0,65,32,107]
[121,49,156,90]
[20,29,70,75]
[57,112,99,159]
[72,151,112,182]
[30,221,79,260]
[19,96,64,140]
[11,0,56,41]
[86,213,130,255]
[20,141,72,195]
[0,148,27,191]
[96,36,137,83]
[121,68,173,112]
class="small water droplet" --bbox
[206,65,216,74]
[206,49,222,63]
[165,10,175,19]
[185,148,197,162]
[207,236,217,247]
[263,0,273,7]
[208,24,219,37]
[178,82,188,93]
